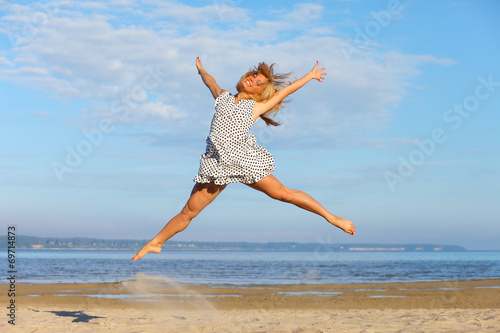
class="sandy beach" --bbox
[2,276,499,332]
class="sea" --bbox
[9,250,500,285]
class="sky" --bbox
[1,0,499,250]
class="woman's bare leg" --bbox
[132,182,226,261]
[246,174,355,235]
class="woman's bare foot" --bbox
[328,216,355,235]
[132,241,162,261]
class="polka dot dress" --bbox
[194,91,275,185]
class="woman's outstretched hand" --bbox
[196,57,204,74]
[310,61,327,82]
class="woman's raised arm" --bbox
[196,57,225,99]
[254,61,326,117]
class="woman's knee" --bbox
[180,203,199,220]
[273,187,295,203]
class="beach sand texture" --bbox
[1,276,499,332]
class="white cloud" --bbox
[139,101,183,119]
[0,55,15,67]
[144,0,248,24]
[283,3,324,22]
[64,1,108,10]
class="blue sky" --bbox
[1,0,499,250]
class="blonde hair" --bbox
[236,62,293,126]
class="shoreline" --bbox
[5,276,500,285]
[4,247,484,251]
[2,278,499,332]
[9,276,500,288]
[2,278,499,309]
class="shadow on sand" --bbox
[47,310,105,323]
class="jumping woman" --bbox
[132,58,355,261]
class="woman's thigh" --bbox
[245,174,290,201]
[184,182,227,215]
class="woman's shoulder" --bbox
[214,90,231,107]
[215,90,230,101]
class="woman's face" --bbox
[239,72,268,96]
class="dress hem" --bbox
[193,169,274,186]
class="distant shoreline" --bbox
[2,247,476,251]
[0,235,469,251]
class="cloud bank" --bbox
[1,0,454,149]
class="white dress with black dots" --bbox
[194,91,275,185]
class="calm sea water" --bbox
[11,250,500,285]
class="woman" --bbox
[132,58,355,261]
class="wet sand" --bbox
[1,276,499,332]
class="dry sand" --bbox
[1,275,499,332]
